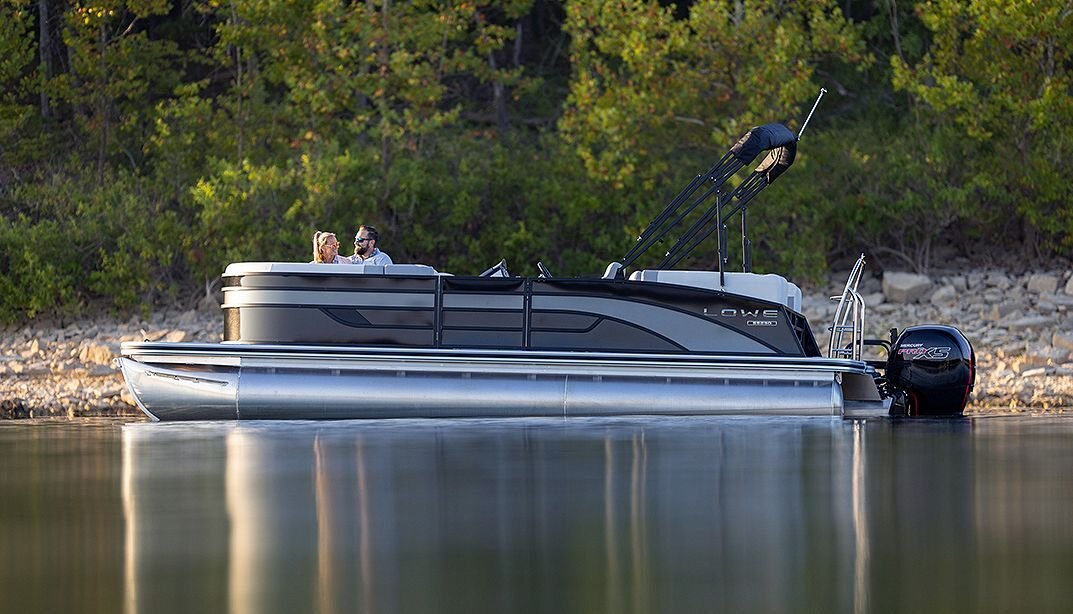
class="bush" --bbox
[0,171,184,323]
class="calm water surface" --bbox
[2,415,1073,613]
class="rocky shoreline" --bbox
[3,268,1072,420]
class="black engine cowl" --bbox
[886,325,975,416]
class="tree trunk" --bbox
[38,0,51,119]
[489,52,508,137]
[96,22,107,186]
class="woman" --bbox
[311,231,348,263]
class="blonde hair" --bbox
[312,231,338,263]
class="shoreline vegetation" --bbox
[1,1,1072,327]
[3,267,1072,420]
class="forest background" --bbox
[0,0,1070,323]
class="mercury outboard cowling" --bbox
[886,325,975,416]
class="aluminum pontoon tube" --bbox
[117,343,884,421]
[117,357,239,421]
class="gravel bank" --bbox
[3,268,1072,419]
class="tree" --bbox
[0,1,39,171]
[892,0,1073,254]
[560,0,870,275]
[186,0,537,277]
[50,0,178,184]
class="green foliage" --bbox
[190,158,306,275]
[560,0,692,187]
[561,0,871,189]
[0,0,45,169]
[387,131,618,276]
[188,130,623,280]
[0,217,79,320]
[0,170,182,322]
[0,0,1071,323]
[892,0,1073,251]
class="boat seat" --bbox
[222,262,441,277]
[602,261,624,279]
[629,270,802,311]
[386,264,441,276]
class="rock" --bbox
[1055,332,1073,353]
[1006,316,1059,332]
[1022,367,1048,378]
[1027,346,1070,365]
[143,330,168,342]
[1050,294,1073,308]
[178,310,199,327]
[930,285,957,306]
[950,276,967,292]
[988,302,1021,322]
[1027,273,1059,294]
[883,272,933,303]
[986,272,1012,290]
[163,330,187,343]
[12,363,50,377]
[859,275,882,295]
[78,342,115,366]
[198,294,220,313]
[1065,276,1073,296]
[0,399,30,419]
[863,292,885,306]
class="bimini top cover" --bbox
[729,123,798,184]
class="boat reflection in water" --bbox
[121,416,1043,614]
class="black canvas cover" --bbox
[728,123,796,164]
[728,123,797,184]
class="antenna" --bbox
[796,87,827,141]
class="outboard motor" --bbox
[886,325,975,416]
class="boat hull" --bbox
[117,343,887,421]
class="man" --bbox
[349,224,394,265]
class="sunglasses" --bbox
[354,237,371,243]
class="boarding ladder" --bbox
[828,254,867,360]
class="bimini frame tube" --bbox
[797,87,827,141]
[619,152,745,273]
[656,89,827,272]
[616,81,823,276]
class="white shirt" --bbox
[349,249,393,266]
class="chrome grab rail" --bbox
[828,254,867,360]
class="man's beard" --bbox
[356,244,371,257]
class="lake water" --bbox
[2,415,1072,613]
